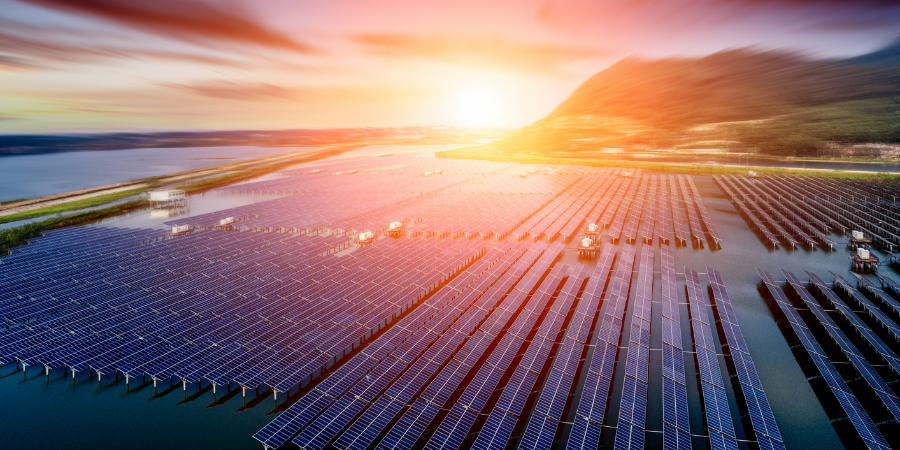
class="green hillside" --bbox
[492,40,900,157]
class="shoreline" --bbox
[0,146,328,213]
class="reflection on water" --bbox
[149,208,189,219]
[99,193,289,229]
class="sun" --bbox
[453,84,502,127]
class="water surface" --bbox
[0,146,314,202]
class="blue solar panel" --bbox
[250,242,528,449]
[759,269,890,450]
[374,246,562,450]
[423,403,479,450]
[420,260,572,450]
[564,245,638,450]
[685,268,737,450]
[607,246,654,450]
[783,270,900,426]
[472,408,518,450]
[518,412,558,450]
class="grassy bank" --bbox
[0,199,149,255]
[436,148,900,180]
[0,187,155,225]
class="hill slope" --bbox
[498,41,900,156]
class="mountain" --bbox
[496,40,900,156]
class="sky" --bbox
[1,0,900,133]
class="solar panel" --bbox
[685,268,737,450]
[608,246,655,449]
[565,245,638,450]
[829,272,900,342]
[758,269,890,450]
[788,271,900,424]
[656,245,692,450]
[372,252,565,450]
[709,268,785,447]
[249,242,528,449]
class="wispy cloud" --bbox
[157,80,300,102]
[19,0,315,53]
[352,33,603,74]
[155,79,429,104]
[0,53,42,70]
[798,15,900,32]
[534,0,900,31]
[0,27,250,68]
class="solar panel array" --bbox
[376,255,566,450]
[783,271,900,425]
[719,174,900,250]
[185,158,620,241]
[0,158,761,450]
[253,240,544,449]
[806,272,900,375]
[829,272,900,342]
[758,270,890,450]
[1,228,485,395]
[677,176,708,246]
[464,264,588,448]
[684,176,721,246]
[189,159,723,250]
[854,273,900,317]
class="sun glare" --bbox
[453,84,502,127]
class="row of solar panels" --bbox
[744,176,836,247]
[253,243,777,450]
[718,176,823,249]
[759,269,900,449]
[511,168,617,242]
[0,229,353,326]
[786,176,900,248]
[602,174,714,248]
[682,175,722,246]
[716,177,797,247]
[1,230,284,324]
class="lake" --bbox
[0,146,315,203]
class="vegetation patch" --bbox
[0,199,149,255]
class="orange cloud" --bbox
[157,80,300,102]
[352,33,603,74]
[155,79,433,104]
